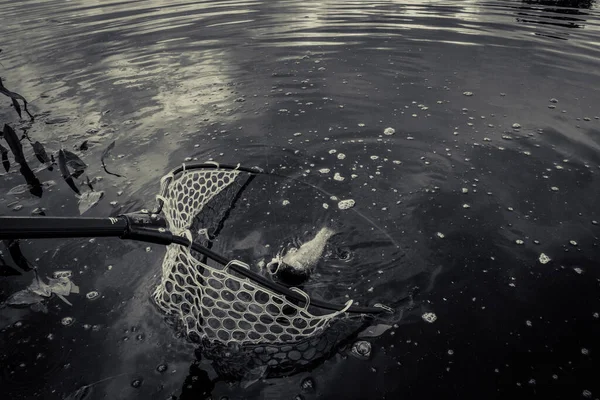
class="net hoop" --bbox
[152,164,355,345]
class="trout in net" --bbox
[143,164,408,380]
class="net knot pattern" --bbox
[152,168,351,345]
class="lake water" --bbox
[1,0,600,399]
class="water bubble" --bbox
[146,246,152,252]
[569,240,578,246]
[539,254,551,264]
[526,320,532,327]
[351,340,372,360]
[333,173,345,182]
[337,153,346,160]
[550,98,558,103]
[86,291,100,300]
[461,188,469,194]
[338,199,355,210]
[463,91,474,96]
[583,390,592,398]
[512,123,521,129]
[322,203,329,209]
[156,364,168,373]
[318,168,330,174]
[447,349,454,356]
[581,348,589,355]
[422,312,437,323]
[282,200,290,206]
[383,127,395,135]
[574,267,583,274]
[131,379,143,388]
[515,240,524,245]
[462,204,471,209]
[300,377,315,393]
[61,317,74,326]
[436,232,445,239]
[550,186,559,192]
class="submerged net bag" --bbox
[152,165,353,346]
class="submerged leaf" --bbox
[0,255,21,276]
[4,239,32,271]
[29,273,52,297]
[63,150,87,174]
[63,384,92,400]
[30,301,49,313]
[58,149,80,195]
[77,191,104,215]
[3,124,25,164]
[79,140,89,151]
[47,276,73,296]
[7,183,30,195]
[6,289,45,306]
[357,324,393,338]
[0,142,9,172]
[241,365,268,389]
[32,141,51,164]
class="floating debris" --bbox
[318,168,330,174]
[461,188,469,194]
[574,267,583,274]
[338,199,355,210]
[422,312,437,323]
[569,240,578,246]
[77,191,104,215]
[357,324,393,338]
[436,232,445,239]
[462,204,470,209]
[383,127,395,135]
[539,253,551,264]
[86,291,100,300]
[550,186,559,192]
[333,173,345,181]
[131,379,143,389]
[156,364,168,373]
[61,317,74,326]
[300,377,315,393]
[350,340,372,360]
[515,239,524,245]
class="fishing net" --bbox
[152,166,353,346]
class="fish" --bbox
[281,227,336,272]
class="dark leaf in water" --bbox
[79,140,88,151]
[3,124,25,164]
[0,255,21,276]
[85,175,94,190]
[4,239,33,271]
[12,97,22,119]
[58,149,80,195]
[63,150,87,175]
[19,163,43,197]
[101,141,123,177]
[0,142,9,172]
[32,141,50,164]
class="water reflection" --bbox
[516,0,597,35]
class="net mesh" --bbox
[152,167,351,345]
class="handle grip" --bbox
[0,216,128,240]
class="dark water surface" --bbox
[1,0,600,399]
